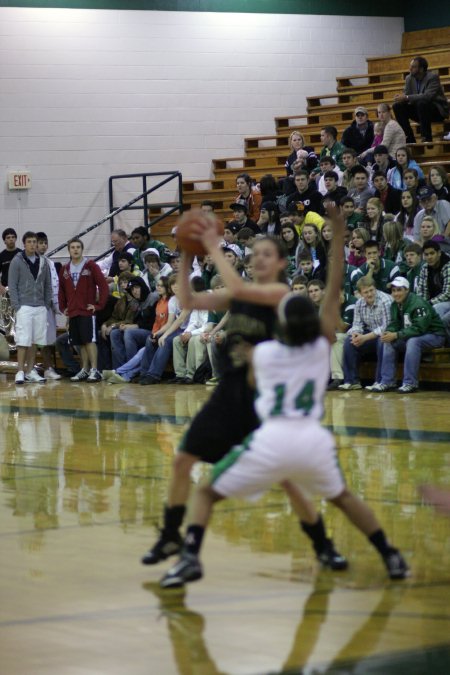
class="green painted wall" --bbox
[0,0,448,32]
[0,1,405,18]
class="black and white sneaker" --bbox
[70,368,89,382]
[87,368,102,382]
[317,541,349,571]
[383,548,410,580]
[141,530,183,565]
[159,552,203,589]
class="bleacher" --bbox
[149,27,450,386]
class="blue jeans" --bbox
[141,329,183,380]
[343,334,383,384]
[380,334,445,387]
[110,327,150,369]
[116,346,145,381]
[433,301,450,344]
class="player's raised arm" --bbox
[320,204,345,343]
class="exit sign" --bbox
[8,171,32,190]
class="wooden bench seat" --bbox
[367,48,450,75]
[337,65,450,92]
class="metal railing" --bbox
[47,171,183,258]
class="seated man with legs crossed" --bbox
[338,276,393,390]
[372,276,446,393]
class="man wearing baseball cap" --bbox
[412,185,450,240]
[370,276,446,393]
[342,106,375,156]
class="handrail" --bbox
[47,170,183,258]
[108,171,183,231]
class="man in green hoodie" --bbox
[370,277,445,393]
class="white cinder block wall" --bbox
[0,7,403,257]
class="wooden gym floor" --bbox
[1,376,449,674]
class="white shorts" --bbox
[211,418,345,501]
[15,305,48,347]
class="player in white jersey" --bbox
[160,207,409,588]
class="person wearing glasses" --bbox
[341,106,375,156]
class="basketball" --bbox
[175,209,224,256]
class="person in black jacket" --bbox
[372,172,402,215]
[286,170,323,214]
[342,107,375,155]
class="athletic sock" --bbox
[184,525,205,556]
[301,515,328,554]
[368,529,393,556]
[163,505,186,537]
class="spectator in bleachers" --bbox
[99,229,136,282]
[416,240,450,341]
[132,225,171,268]
[327,288,357,390]
[109,252,139,297]
[353,240,400,292]
[393,56,449,143]
[284,130,318,177]
[374,276,446,393]
[395,189,420,239]
[341,196,363,230]
[387,146,424,191]
[109,276,156,369]
[320,219,333,256]
[286,170,323,213]
[341,106,375,157]
[140,250,173,290]
[338,276,392,391]
[229,199,260,234]
[428,165,450,202]
[200,200,215,214]
[307,278,326,309]
[382,220,409,272]
[236,228,256,257]
[341,148,360,190]
[258,174,279,204]
[297,250,326,283]
[243,254,253,280]
[315,156,343,197]
[359,120,384,164]
[169,283,210,384]
[360,198,386,245]
[348,227,369,268]
[321,171,348,208]
[377,104,406,157]
[221,223,243,258]
[300,224,327,274]
[371,145,396,177]
[103,274,173,384]
[417,215,447,248]
[403,168,424,199]
[257,201,281,236]
[348,166,375,213]
[373,171,402,215]
[97,270,135,371]
[167,250,181,274]
[235,173,262,223]
[0,227,21,294]
[319,125,345,171]
[404,242,424,292]
[287,201,325,236]
[291,274,308,294]
[280,223,299,278]
[413,185,450,239]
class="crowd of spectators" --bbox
[1,55,449,392]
